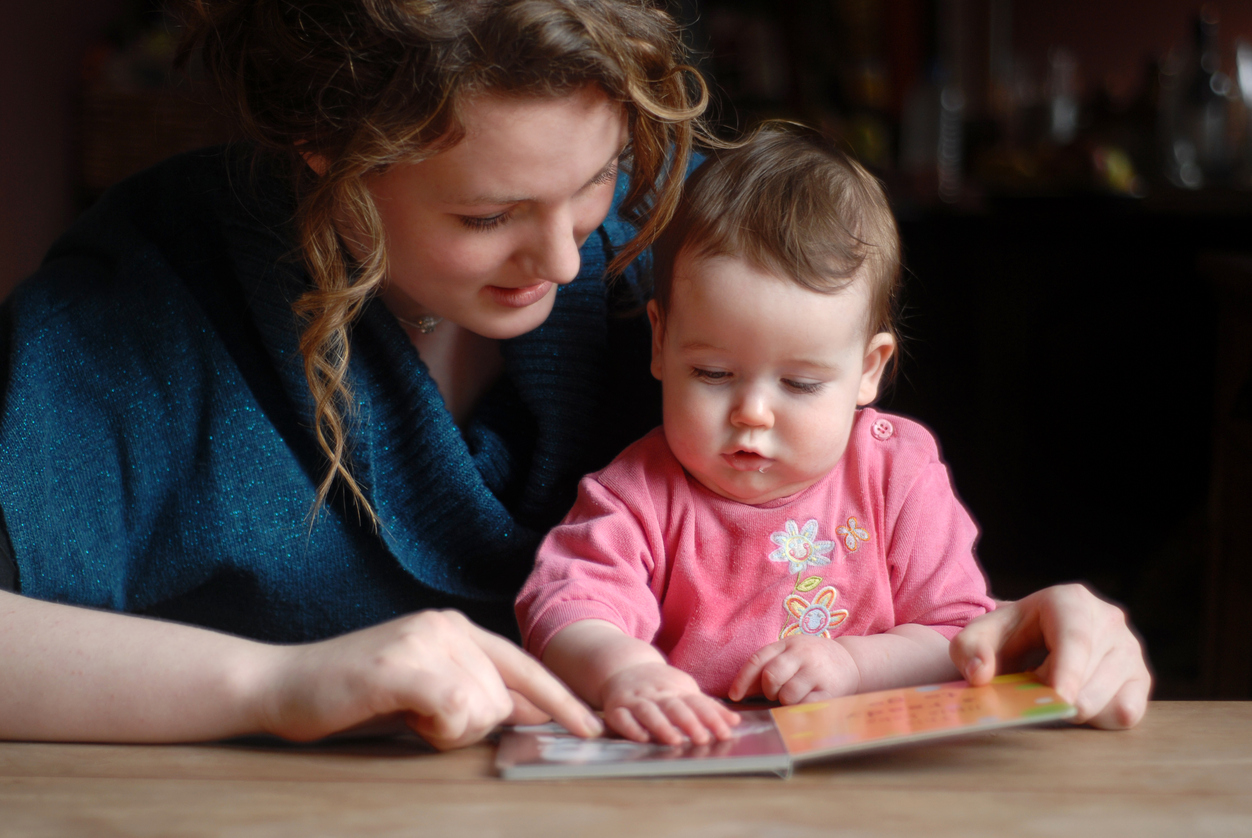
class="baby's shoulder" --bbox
[589,427,690,508]
[594,426,682,483]
[849,408,946,474]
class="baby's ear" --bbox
[647,300,665,381]
[857,332,896,405]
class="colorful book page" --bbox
[770,673,1075,759]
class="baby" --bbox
[516,128,994,745]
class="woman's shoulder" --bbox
[7,145,296,336]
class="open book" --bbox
[496,673,1075,779]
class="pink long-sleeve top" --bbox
[516,408,994,697]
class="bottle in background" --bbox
[1163,6,1234,189]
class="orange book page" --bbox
[770,673,1073,758]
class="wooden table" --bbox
[1,702,1249,837]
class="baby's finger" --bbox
[632,701,686,746]
[605,705,651,743]
[759,653,804,702]
[728,642,786,701]
[775,668,821,706]
[659,697,712,745]
[691,696,740,741]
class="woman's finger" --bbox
[1083,665,1151,730]
[949,602,1034,685]
[504,689,551,726]
[403,682,475,750]
[1051,636,1150,729]
[471,623,603,738]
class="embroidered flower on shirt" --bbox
[768,519,836,574]
[779,585,849,640]
[835,517,870,552]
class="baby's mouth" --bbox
[722,450,774,472]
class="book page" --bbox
[771,673,1075,759]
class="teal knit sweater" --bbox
[0,146,659,641]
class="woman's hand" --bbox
[600,661,739,746]
[949,584,1152,729]
[261,610,603,750]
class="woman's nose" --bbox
[521,208,582,285]
[730,387,774,429]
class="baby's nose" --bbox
[730,389,773,429]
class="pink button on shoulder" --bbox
[870,418,894,441]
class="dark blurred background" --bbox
[1,0,1250,699]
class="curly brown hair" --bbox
[178,0,708,526]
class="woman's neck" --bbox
[403,321,503,426]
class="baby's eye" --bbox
[459,212,510,231]
[691,367,731,383]
[782,379,823,395]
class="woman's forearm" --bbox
[0,590,274,742]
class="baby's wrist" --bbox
[830,638,863,695]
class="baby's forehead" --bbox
[668,251,877,338]
[673,250,873,312]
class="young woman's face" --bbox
[648,253,895,505]
[368,85,628,339]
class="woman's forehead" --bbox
[396,87,625,202]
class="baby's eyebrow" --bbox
[787,359,840,373]
[679,343,840,373]
[679,341,723,352]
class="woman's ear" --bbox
[646,299,665,381]
[302,151,328,177]
[857,332,897,406]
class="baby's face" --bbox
[648,253,894,505]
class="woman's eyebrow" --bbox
[455,145,625,207]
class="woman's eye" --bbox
[590,163,619,187]
[691,368,730,383]
[459,212,510,231]
[782,379,823,395]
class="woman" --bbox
[0,0,1148,749]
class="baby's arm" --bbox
[543,619,740,745]
[728,624,958,704]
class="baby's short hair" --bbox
[652,126,900,343]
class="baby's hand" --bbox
[728,636,860,704]
[601,662,740,745]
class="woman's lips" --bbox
[723,451,773,472]
[484,282,554,308]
